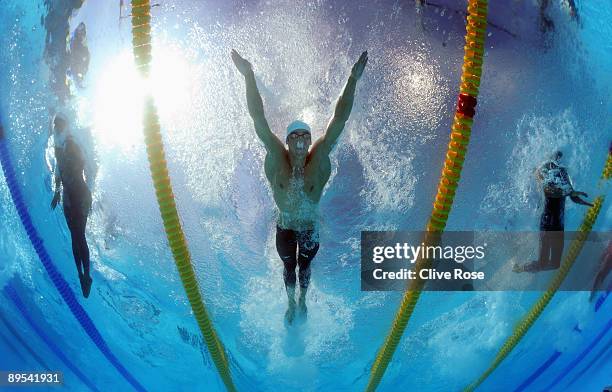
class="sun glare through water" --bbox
[92,47,191,150]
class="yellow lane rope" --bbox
[130,1,236,390]
[465,147,612,392]
[364,2,489,391]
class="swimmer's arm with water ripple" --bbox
[563,168,593,206]
[315,51,368,156]
[231,49,284,157]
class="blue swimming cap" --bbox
[286,120,311,139]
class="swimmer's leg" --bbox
[66,196,92,298]
[589,273,602,302]
[69,230,84,275]
[514,260,542,273]
[80,192,92,281]
[296,232,320,321]
[539,230,552,267]
[546,230,564,270]
[77,225,92,297]
[276,226,298,325]
[64,203,84,276]
[514,231,549,273]
[74,227,92,298]
[515,230,563,273]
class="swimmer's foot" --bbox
[80,275,92,298]
[539,262,560,271]
[513,260,542,273]
[284,301,296,326]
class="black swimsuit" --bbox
[275,226,319,289]
[58,138,91,230]
[540,196,565,231]
[539,162,571,231]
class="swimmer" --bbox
[69,22,90,88]
[539,0,579,33]
[565,0,579,22]
[232,49,368,325]
[539,0,554,33]
[590,240,611,302]
[51,113,93,297]
[514,150,593,273]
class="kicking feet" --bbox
[295,295,307,325]
[513,260,537,273]
[285,292,308,326]
[79,274,92,298]
[513,260,560,273]
[284,300,296,326]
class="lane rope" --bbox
[364,2,489,391]
[129,1,236,390]
[4,284,100,392]
[0,117,146,392]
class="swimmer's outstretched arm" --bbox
[570,191,594,207]
[561,168,594,206]
[315,51,368,155]
[231,49,284,155]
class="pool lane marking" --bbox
[4,284,100,392]
[0,121,146,392]
[565,335,612,389]
[541,317,612,391]
[514,285,611,392]
[0,310,51,370]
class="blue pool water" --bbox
[0,1,610,391]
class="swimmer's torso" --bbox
[264,148,331,230]
[56,137,88,194]
[539,161,572,198]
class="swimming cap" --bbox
[286,120,311,139]
[551,150,563,162]
[53,112,69,131]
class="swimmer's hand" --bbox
[350,51,368,80]
[231,49,253,76]
[51,191,60,210]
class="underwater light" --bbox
[93,47,190,149]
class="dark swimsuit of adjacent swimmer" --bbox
[58,137,91,222]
